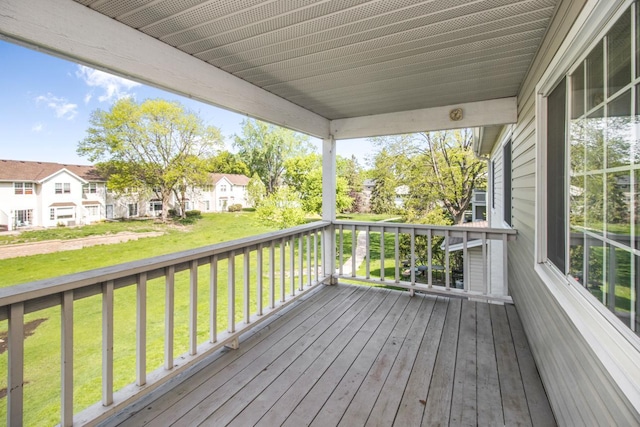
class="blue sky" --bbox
[0,40,372,166]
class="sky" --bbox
[0,40,374,167]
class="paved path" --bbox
[339,217,401,275]
[0,232,164,260]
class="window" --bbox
[55,183,70,194]
[220,184,227,192]
[14,182,33,195]
[15,209,33,227]
[543,4,639,334]
[55,208,74,219]
[205,200,210,211]
[83,183,97,194]
[85,205,99,216]
[128,203,138,217]
[50,208,55,221]
[503,141,512,226]
[491,161,496,209]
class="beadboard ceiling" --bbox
[71,0,558,121]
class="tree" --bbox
[255,186,306,229]
[369,148,402,214]
[247,173,266,208]
[234,119,312,194]
[78,98,222,220]
[207,151,250,175]
[371,129,486,224]
[284,154,353,214]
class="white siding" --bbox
[494,0,640,424]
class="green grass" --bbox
[0,219,166,246]
[0,212,326,425]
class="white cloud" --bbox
[76,65,140,102]
[84,93,92,104]
[31,123,44,132]
[35,93,78,120]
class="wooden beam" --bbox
[330,97,517,139]
[0,0,330,139]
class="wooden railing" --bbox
[0,219,515,426]
[0,221,331,426]
[334,221,517,303]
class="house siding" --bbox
[497,0,640,424]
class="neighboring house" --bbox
[0,161,253,228]
[361,179,409,211]
[199,173,251,212]
[0,159,106,230]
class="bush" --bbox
[177,217,196,225]
[185,210,202,218]
[227,204,243,212]
[168,209,179,218]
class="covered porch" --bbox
[0,0,584,425]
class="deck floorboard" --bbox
[108,284,556,427]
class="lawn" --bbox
[0,212,328,425]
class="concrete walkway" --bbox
[339,217,401,275]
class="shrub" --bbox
[168,209,179,218]
[185,210,202,218]
[228,204,243,212]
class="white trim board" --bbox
[0,0,330,139]
[330,97,517,140]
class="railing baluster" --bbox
[210,255,218,343]
[314,231,319,283]
[306,233,312,287]
[257,244,263,316]
[298,234,304,291]
[8,302,24,426]
[427,229,433,288]
[445,230,450,290]
[244,247,250,324]
[365,225,371,279]
[482,232,488,295]
[339,225,344,276]
[280,238,286,302]
[410,228,416,292]
[102,280,114,406]
[462,232,468,292]
[137,272,147,385]
[165,266,174,370]
[189,260,197,355]
[290,235,295,296]
[394,228,400,283]
[380,226,385,281]
[270,241,276,309]
[351,225,356,277]
[320,230,325,279]
[503,233,509,296]
[61,291,73,427]
[228,251,236,333]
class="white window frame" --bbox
[535,0,640,348]
[83,183,97,194]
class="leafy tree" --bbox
[284,154,353,214]
[255,186,306,229]
[78,98,222,220]
[371,129,486,224]
[207,151,250,175]
[369,148,402,214]
[234,119,312,194]
[247,173,266,208]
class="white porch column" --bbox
[322,136,337,284]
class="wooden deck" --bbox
[105,284,555,427]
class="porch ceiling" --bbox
[1,0,559,138]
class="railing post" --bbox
[102,280,114,406]
[136,272,147,385]
[322,136,337,283]
[210,255,218,343]
[189,260,198,355]
[8,302,24,426]
[165,266,175,370]
[257,244,263,315]
[228,251,236,334]
[61,292,73,427]
[503,233,509,296]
